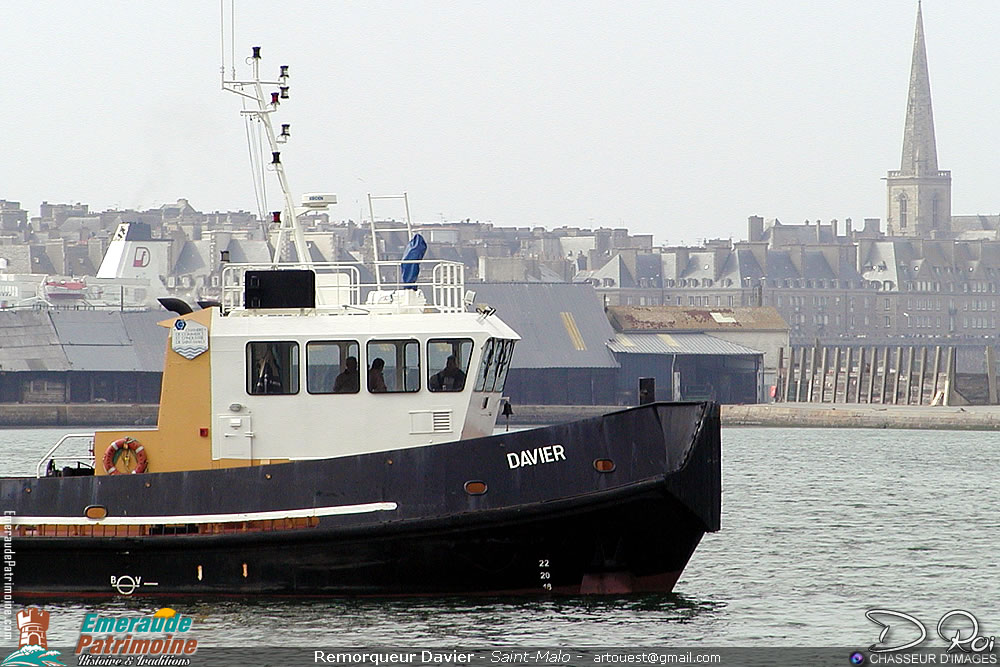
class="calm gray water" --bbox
[2,425,998,647]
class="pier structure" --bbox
[772,343,1000,407]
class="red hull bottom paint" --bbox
[578,571,682,594]
[15,573,683,600]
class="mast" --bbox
[221,47,309,265]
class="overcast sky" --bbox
[3,1,999,245]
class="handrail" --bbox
[36,433,95,478]
[220,259,466,314]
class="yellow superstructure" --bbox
[95,309,215,475]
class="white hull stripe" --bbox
[7,501,398,526]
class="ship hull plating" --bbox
[3,402,720,597]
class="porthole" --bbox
[464,480,488,495]
[593,459,616,473]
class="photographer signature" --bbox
[866,609,996,653]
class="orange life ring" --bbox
[103,437,148,475]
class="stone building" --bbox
[579,3,1000,365]
[0,200,28,231]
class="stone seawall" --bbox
[0,404,159,427]
[722,403,1000,430]
[507,403,1000,431]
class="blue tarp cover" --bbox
[400,234,427,285]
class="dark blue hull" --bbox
[3,402,720,597]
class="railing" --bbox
[36,433,95,478]
[887,170,951,178]
[221,260,466,314]
[432,262,465,312]
[221,262,361,312]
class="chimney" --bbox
[747,215,764,242]
[846,217,853,237]
[789,244,806,274]
[673,247,690,275]
[841,244,857,274]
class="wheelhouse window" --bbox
[367,340,420,393]
[307,340,360,394]
[427,339,473,392]
[474,338,516,393]
[247,341,299,395]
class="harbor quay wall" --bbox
[507,403,1000,431]
[0,403,158,427]
[721,403,1000,430]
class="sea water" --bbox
[1,426,997,647]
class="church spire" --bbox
[900,0,938,176]
[885,1,951,238]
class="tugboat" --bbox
[1,47,720,597]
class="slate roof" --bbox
[573,254,635,287]
[172,240,210,275]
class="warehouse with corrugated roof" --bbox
[606,306,788,404]
[471,283,619,404]
[0,309,165,404]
